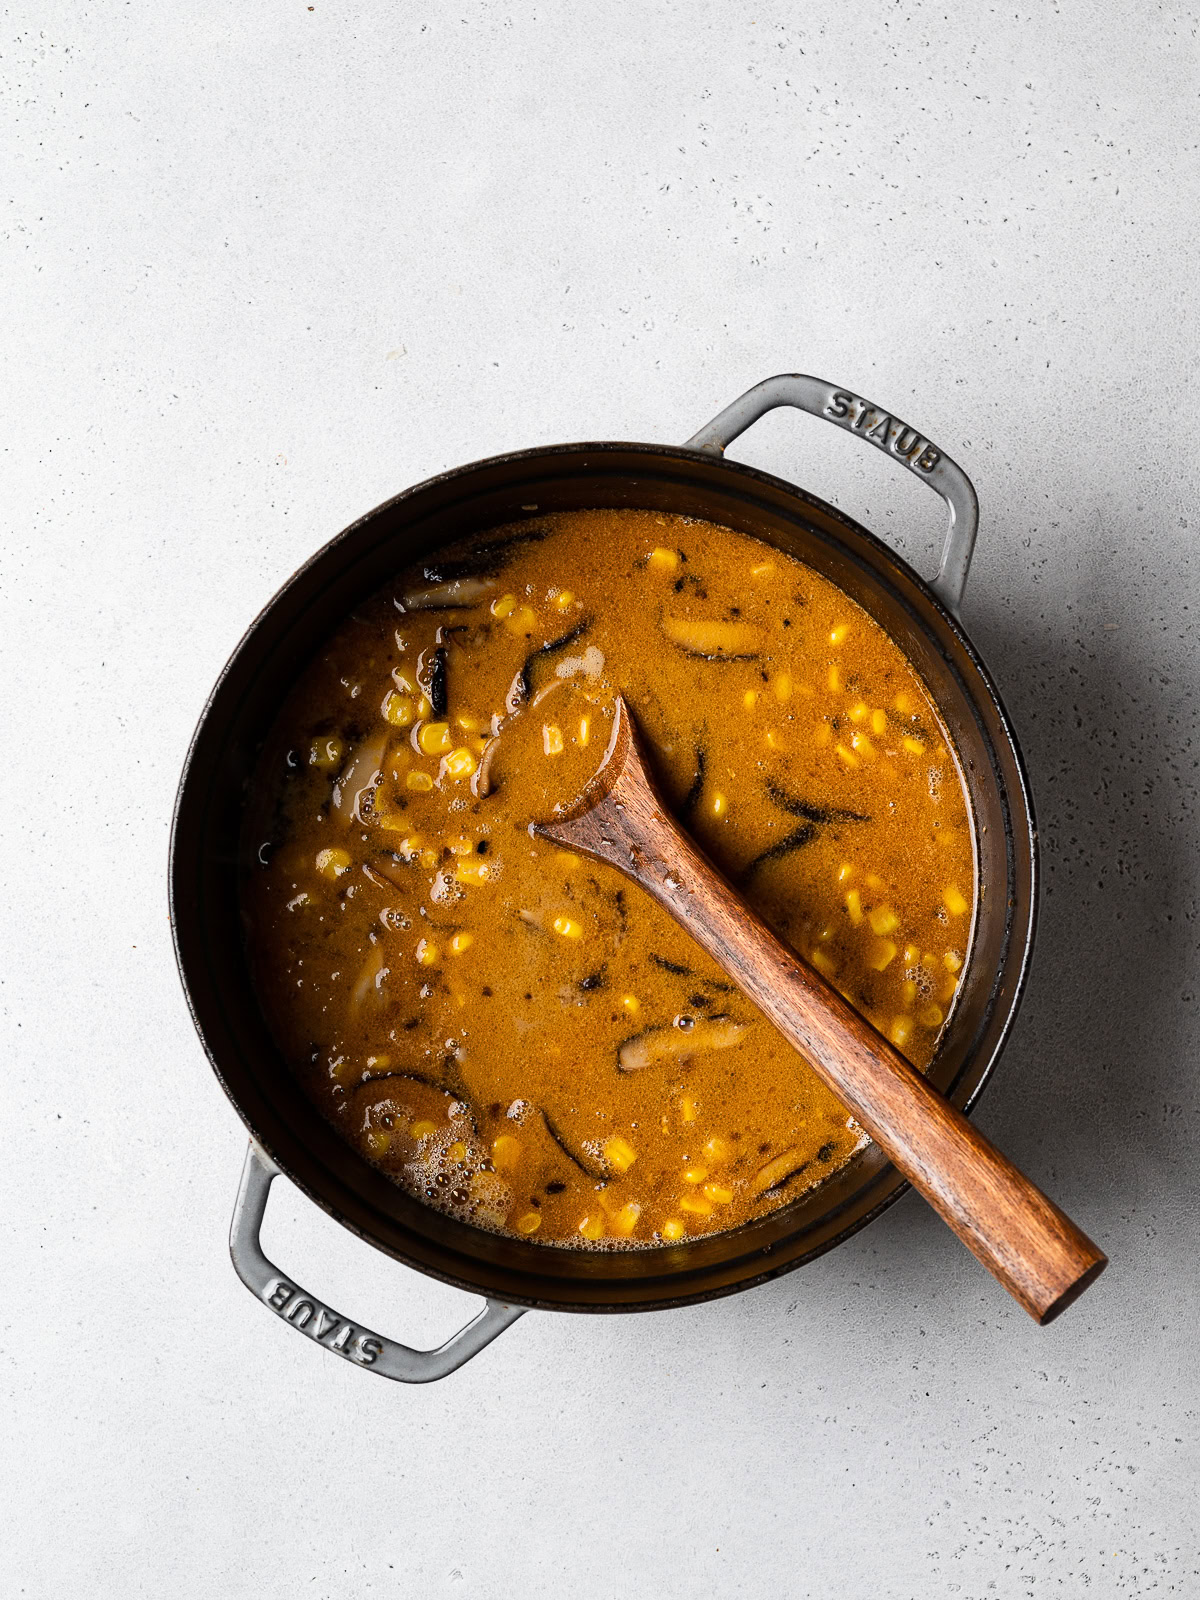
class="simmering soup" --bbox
[243,509,976,1247]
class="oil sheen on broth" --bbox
[243,510,976,1248]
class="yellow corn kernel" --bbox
[649,546,679,571]
[506,605,537,633]
[680,1096,698,1123]
[416,695,433,720]
[447,1141,468,1164]
[557,850,581,868]
[491,593,517,619]
[774,672,793,702]
[365,1054,391,1072]
[396,834,423,860]
[845,888,864,925]
[903,943,921,967]
[455,713,483,734]
[837,862,855,884]
[553,589,575,610]
[514,1211,542,1235]
[902,736,926,756]
[609,1202,642,1237]
[830,623,852,645]
[447,836,474,857]
[870,709,888,737]
[702,1136,731,1165]
[364,1129,391,1158]
[894,691,914,714]
[406,769,434,792]
[415,939,439,966]
[865,872,886,892]
[941,973,959,1004]
[868,939,897,971]
[309,736,344,770]
[750,560,776,578]
[679,1195,713,1217]
[417,848,439,870]
[542,723,564,756]
[810,947,837,978]
[491,1134,520,1172]
[868,905,899,936]
[578,1214,605,1241]
[604,1134,638,1173]
[662,1219,686,1241]
[578,715,590,746]
[711,791,728,819]
[888,1017,913,1050]
[683,1166,709,1185]
[621,993,640,1014]
[442,746,477,781]
[449,931,474,956]
[848,700,869,724]
[943,950,963,972]
[702,1183,734,1204]
[828,663,843,692]
[314,847,351,879]
[901,978,918,1006]
[454,860,491,886]
[834,742,859,768]
[411,1119,438,1139]
[919,1003,945,1029]
[744,689,760,710]
[552,915,583,939]
[382,691,415,727]
[392,668,418,694]
[850,731,876,757]
[418,721,451,756]
[944,884,969,917]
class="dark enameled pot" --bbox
[171,375,1036,1382]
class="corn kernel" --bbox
[491,1134,520,1172]
[455,860,491,886]
[406,769,434,792]
[552,915,583,939]
[491,594,517,619]
[662,1219,686,1241]
[446,836,472,857]
[894,691,914,714]
[314,847,351,879]
[848,701,869,724]
[609,1202,642,1237]
[888,1017,913,1050]
[680,1096,698,1123]
[515,1211,542,1235]
[702,1183,734,1204]
[828,663,843,692]
[850,731,876,757]
[449,931,474,955]
[309,736,344,770]
[649,546,679,571]
[941,973,959,1004]
[902,736,926,756]
[845,888,864,925]
[868,938,897,971]
[578,715,590,747]
[418,721,451,756]
[944,884,969,917]
[557,850,581,868]
[411,1119,438,1139]
[455,713,483,734]
[396,834,423,860]
[868,905,899,936]
[711,791,728,819]
[744,689,760,710]
[810,947,837,978]
[416,939,439,967]
[750,560,776,578]
[774,672,793,702]
[578,1214,605,1241]
[830,623,852,645]
[903,944,921,967]
[901,978,918,1006]
[919,1002,945,1028]
[441,747,477,781]
[683,1166,709,1185]
[365,1129,392,1158]
[365,1054,391,1071]
[837,862,855,884]
[870,709,888,736]
[702,1136,731,1165]
[865,873,886,892]
[553,589,575,610]
[392,668,418,694]
[834,742,859,768]
[622,994,640,1014]
[416,695,433,720]
[604,1134,638,1173]
[679,1195,713,1217]
[543,723,564,756]
[447,1141,468,1163]
[382,691,415,727]
[943,950,963,972]
[505,605,537,634]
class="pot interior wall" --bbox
[172,444,1035,1312]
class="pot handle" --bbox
[229,1142,525,1383]
[684,374,979,615]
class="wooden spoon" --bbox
[535,695,1106,1324]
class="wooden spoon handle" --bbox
[539,700,1105,1323]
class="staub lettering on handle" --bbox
[265,1278,384,1365]
[824,389,942,473]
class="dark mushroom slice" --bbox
[740,823,818,882]
[541,1110,606,1180]
[397,576,500,611]
[681,746,706,818]
[660,616,762,661]
[618,1016,747,1073]
[418,645,448,718]
[418,525,551,584]
[749,1147,812,1198]
[649,953,693,977]
[515,618,593,704]
[765,782,870,826]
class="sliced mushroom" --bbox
[618,1016,747,1073]
[661,616,762,660]
[332,734,387,825]
[749,1147,811,1197]
[397,576,499,611]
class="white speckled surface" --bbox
[4,4,1198,1595]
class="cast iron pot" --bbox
[171,374,1037,1382]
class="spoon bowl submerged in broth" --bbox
[243,509,976,1248]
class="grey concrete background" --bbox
[3,3,1197,1596]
